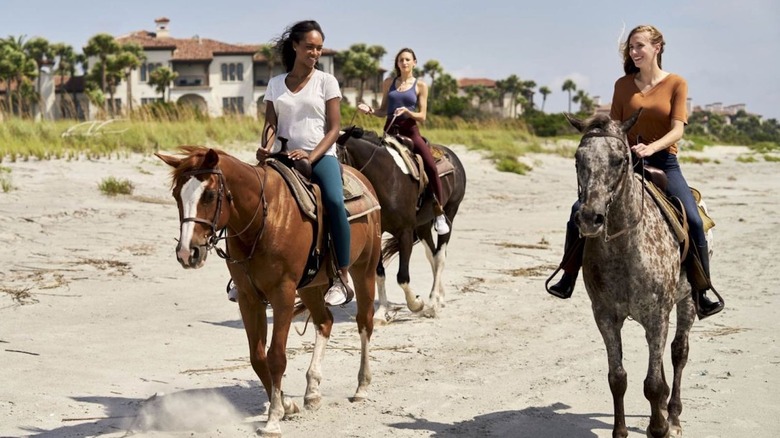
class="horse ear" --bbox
[621,108,643,133]
[564,113,586,132]
[203,149,220,169]
[155,152,182,169]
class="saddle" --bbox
[265,157,380,287]
[640,174,716,290]
[383,135,456,200]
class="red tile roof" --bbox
[117,31,256,61]
[457,78,497,88]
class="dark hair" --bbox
[273,20,325,72]
[621,25,665,74]
[393,47,417,77]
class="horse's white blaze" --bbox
[177,177,206,259]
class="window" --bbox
[222,96,244,114]
[141,63,162,82]
[221,63,244,82]
[141,97,163,106]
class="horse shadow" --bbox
[388,402,646,437]
[201,300,375,330]
[15,384,264,437]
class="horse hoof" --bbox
[285,400,301,415]
[304,397,321,411]
[256,426,282,437]
[349,395,366,403]
[421,306,438,318]
[669,425,682,437]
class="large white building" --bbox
[33,17,382,120]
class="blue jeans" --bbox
[312,155,350,269]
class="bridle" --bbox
[578,131,645,242]
[179,163,268,263]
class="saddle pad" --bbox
[267,159,378,222]
[690,187,716,232]
[343,169,381,222]
[386,147,410,174]
[641,175,688,245]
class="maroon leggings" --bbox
[385,117,444,205]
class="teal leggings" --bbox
[312,155,350,269]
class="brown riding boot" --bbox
[688,244,725,319]
[546,224,584,299]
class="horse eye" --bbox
[202,190,217,204]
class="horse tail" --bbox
[381,236,400,264]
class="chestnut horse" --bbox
[568,113,699,437]
[156,146,381,437]
[337,127,467,319]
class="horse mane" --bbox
[582,113,615,134]
[167,145,229,187]
[339,125,383,146]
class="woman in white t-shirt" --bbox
[257,20,352,306]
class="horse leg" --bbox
[644,318,672,438]
[297,289,333,411]
[351,261,376,401]
[667,295,696,436]
[397,230,424,313]
[421,237,446,318]
[257,293,298,437]
[374,260,395,324]
[593,312,629,438]
[238,296,272,402]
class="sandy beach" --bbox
[0,143,778,438]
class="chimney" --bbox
[155,17,171,39]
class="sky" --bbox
[2,0,778,119]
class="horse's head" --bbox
[156,146,233,269]
[567,110,641,237]
[336,125,383,166]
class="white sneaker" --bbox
[434,214,450,235]
[324,274,354,306]
[227,284,238,302]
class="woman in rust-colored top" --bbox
[547,25,724,319]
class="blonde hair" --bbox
[621,25,665,74]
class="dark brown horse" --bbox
[156,146,381,437]
[337,127,467,319]
[568,113,701,437]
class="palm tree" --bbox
[23,36,52,118]
[83,33,119,112]
[562,79,577,113]
[573,89,594,114]
[149,66,177,102]
[538,86,551,112]
[422,60,443,102]
[337,44,382,104]
[521,80,536,112]
[2,36,38,117]
[116,42,145,113]
[51,43,76,117]
[258,44,276,84]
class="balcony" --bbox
[174,75,208,87]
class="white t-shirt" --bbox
[264,69,342,156]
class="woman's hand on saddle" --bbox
[357,103,374,115]
[288,149,310,161]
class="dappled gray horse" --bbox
[569,112,697,438]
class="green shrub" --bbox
[99,176,135,196]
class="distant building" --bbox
[456,77,523,118]
[30,17,384,120]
